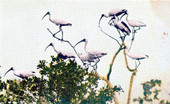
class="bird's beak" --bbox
[98,14,104,27]
[4,68,13,77]
[45,43,52,51]
[42,12,49,20]
[74,39,85,47]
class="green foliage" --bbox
[133,79,170,104]
[0,56,122,103]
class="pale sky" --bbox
[0,0,170,103]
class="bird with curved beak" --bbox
[74,38,107,59]
[113,15,131,42]
[42,11,72,40]
[125,46,149,69]
[4,67,35,79]
[99,9,127,26]
[45,43,75,60]
[120,10,146,51]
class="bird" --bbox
[74,39,107,59]
[122,11,146,35]
[113,15,131,41]
[79,53,97,63]
[121,11,146,51]
[74,39,107,70]
[42,11,72,40]
[4,67,35,79]
[78,53,98,70]
[99,9,127,26]
[45,43,75,59]
[125,46,149,69]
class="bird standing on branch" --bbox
[45,43,75,60]
[113,15,131,41]
[125,46,149,69]
[121,11,146,51]
[42,11,72,40]
[74,38,107,70]
[99,9,127,26]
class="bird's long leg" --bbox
[136,60,141,69]
[128,28,135,51]
[117,29,125,42]
[135,60,137,70]
[93,58,100,70]
[53,27,61,37]
[60,26,64,41]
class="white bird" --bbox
[78,53,98,70]
[74,39,107,59]
[42,11,72,40]
[79,53,97,63]
[4,67,35,79]
[121,11,146,51]
[99,9,127,26]
[123,11,146,35]
[45,43,75,59]
[125,46,149,69]
[113,15,131,41]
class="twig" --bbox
[99,26,121,46]
[95,72,119,104]
[47,28,85,65]
[123,44,135,72]
[127,70,137,104]
[107,44,123,80]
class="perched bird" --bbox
[42,11,72,40]
[74,38,107,59]
[4,67,35,79]
[74,39,107,70]
[113,15,131,41]
[121,11,146,51]
[122,11,146,36]
[78,53,98,70]
[45,43,75,59]
[99,9,127,26]
[125,46,149,69]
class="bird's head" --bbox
[99,14,105,26]
[74,38,87,47]
[4,67,14,77]
[45,43,54,51]
[120,9,128,19]
[42,11,50,20]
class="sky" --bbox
[0,0,170,103]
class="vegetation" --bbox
[0,56,122,103]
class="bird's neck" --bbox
[49,14,53,22]
[126,14,128,22]
[105,14,109,18]
[52,45,59,53]
[114,16,118,24]
[84,41,88,53]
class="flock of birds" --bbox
[3,9,149,80]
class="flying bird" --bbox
[4,67,35,79]
[99,9,127,26]
[45,43,75,59]
[42,11,72,40]
[125,46,149,69]
[113,15,131,41]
